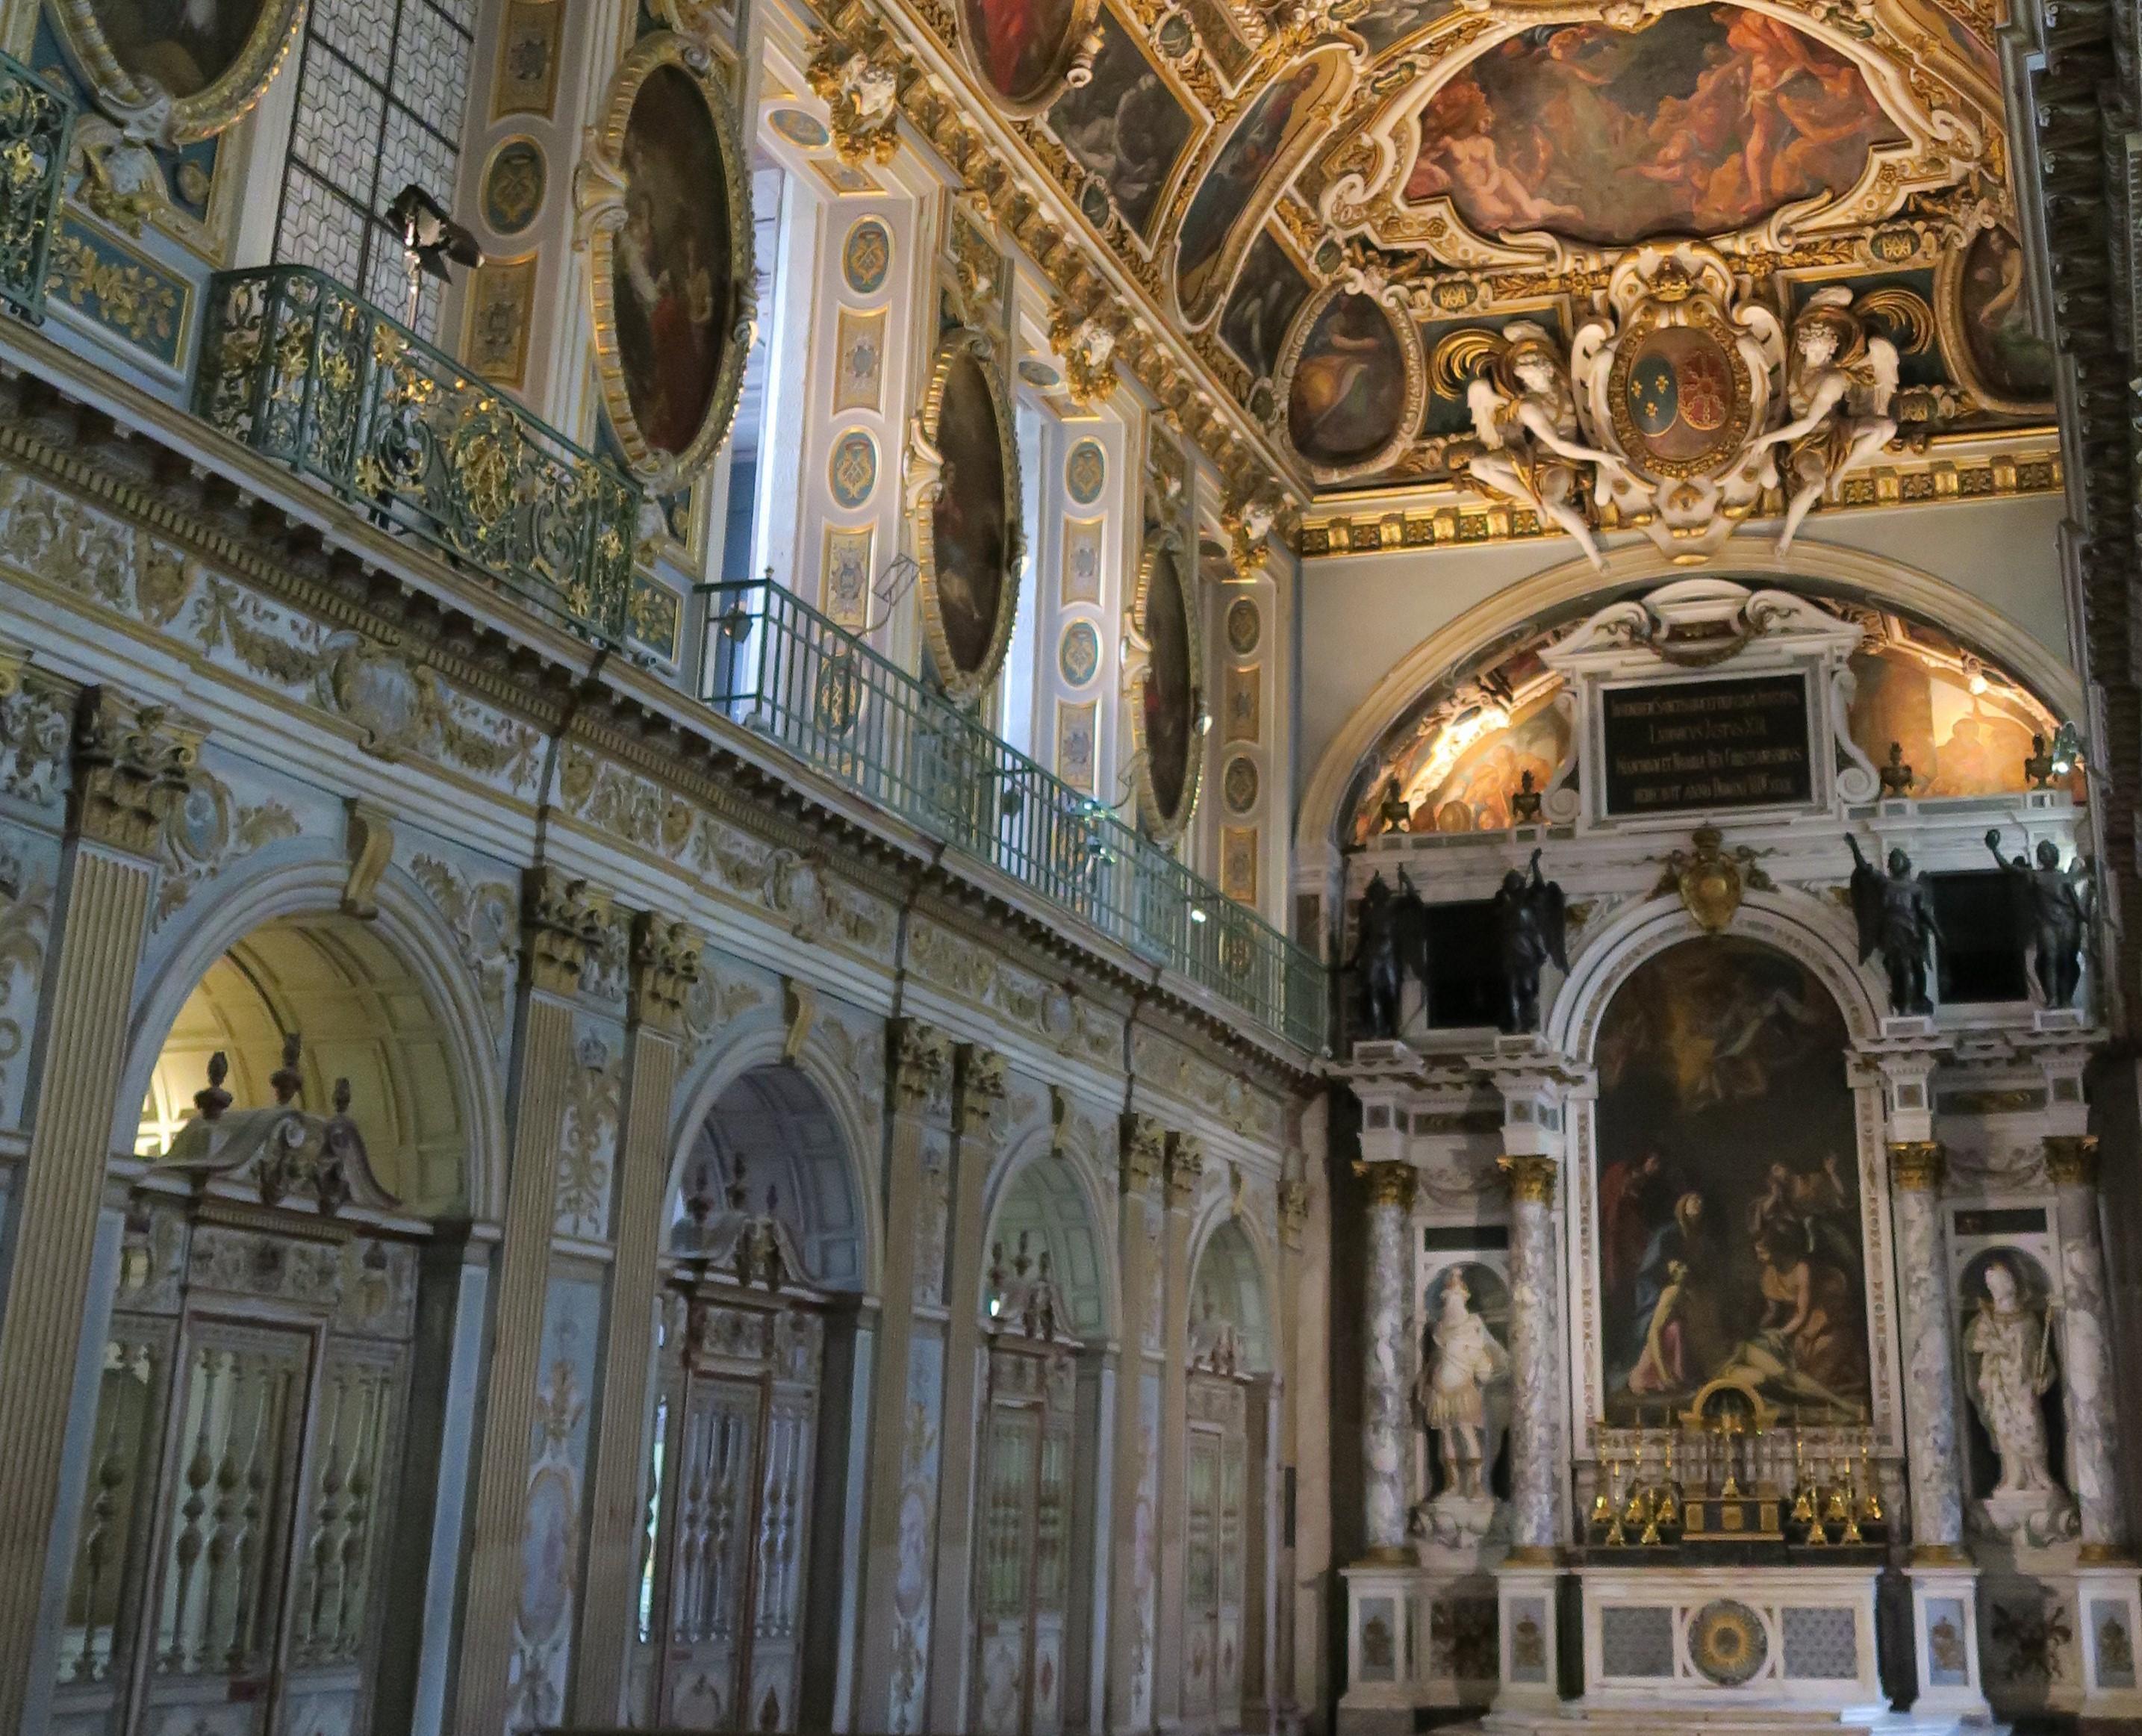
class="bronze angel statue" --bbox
[1454,323,1627,572]
[1349,868,1430,1040]
[1758,288,1899,553]
[1493,848,1566,1033]
[1846,836,1942,1015]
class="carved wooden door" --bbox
[1185,1372,1248,1731]
[50,1207,417,1736]
[644,1292,821,1733]
[973,1342,1074,1736]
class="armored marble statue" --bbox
[1416,1269,1509,1502]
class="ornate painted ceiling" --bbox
[818,0,2051,518]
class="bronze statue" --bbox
[1492,848,1566,1034]
[1374,778,1413,836]
[1846,836,1942,1015]
[1878,741,1914,798]
[1986,828,2088,1009]
[1349,869,1427,1040]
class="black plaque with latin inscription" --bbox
[1601,673,1813,815]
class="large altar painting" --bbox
[1405,7,1899,247]
[1595,937,1869,1426]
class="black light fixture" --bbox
[384,183,484,326]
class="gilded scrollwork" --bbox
[48,0,307,146]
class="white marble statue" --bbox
[1965,1258,2060,1498]
[1756,287,1899,553]
[1461,324,1627,573]
[1416,1271,1509,1499]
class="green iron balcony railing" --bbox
[194,265,641,642]
[703,577,1329,1054]
[0,53,71,324]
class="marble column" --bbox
[568,912,698,1724]
[1154,1132,1203,1720]
[1889,1139,1968,1562]
[2048,1135,2130,1560]
[1105,1113,1166,1730]
[1499,1154,1561,1561]
[1357,1158,1416,1561]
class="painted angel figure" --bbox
[1463,325,1625,571]
[1758,288,1898,553]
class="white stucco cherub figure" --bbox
[1756,287,1898,553]
[1460,323,1626,571]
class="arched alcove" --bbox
[1190,1216,1275,1375]
[985,1151,1109,1340]
[136,912,467,1215]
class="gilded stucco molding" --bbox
[522,867,614,997]
[629,910,704,1035]
[69,688,197,856]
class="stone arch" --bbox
[666,1012,883,1300]
[1297,541,2087,864]
[983,1128,1116,1342]
[116,854,508,1220]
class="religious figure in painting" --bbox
[1288,293,1407,469]
[1416,1270,1508,1499]
[1985,828,2088,1009]
[1958,225,2055,406]
[1462,323,1626,570]
[1846,836,1942,1015]
[926,351,1012,679]
[97,0,269,99]
[1406,7,1896,248]
[1755,289,1899,552]
[1141,545,1194,824]
[1491,848,1566,1033]
[965,0,1080,105]
[611,66,732,461]
[1595,939,1869,1425]
[1177,55,1339,314]
[1047,17,1193,235]
[1965,1258,2061,1499]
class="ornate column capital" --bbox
[1497,1153,1557,1205]
[522,866,613,995]
[1121,1112,1167,1193]
[1165,1133,1204,1207]
[69,687,197,855]
[1887,1139,1945,1192]
[2046,1133,2099,1189]
[956,1043,1008,1134]
[628,911,701,1034]
[1354,1157,1416,1211]
[891,1018,953,1116]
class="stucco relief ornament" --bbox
[1757,288,1899,552]
[806,42,903,164]
[1568,245,1786,561]
[1049,299,1122,407]
[1448,321,1626,572]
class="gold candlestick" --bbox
[1592,1459,1617,1531]
[1858,1442,1884,1525]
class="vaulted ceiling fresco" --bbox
[844,0,2045,507]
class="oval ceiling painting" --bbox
[1950,225,2055,411]
[918,337,1021,700]
[960,0,1100,111]
[54,0,306,142]
[589,37,753,485]
[1405,5,1901,247]
[1285,293,1410,473]
[1175,49,1348,324]
[1137,541,1199,838]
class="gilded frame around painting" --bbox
[910,328,1025,703]
[955,0,1105,118]
[1932,228,2056,420]
[1129,527,1203,843]
[49,0,308,143]
[576,31,755,489]
[1272,283,1425,484]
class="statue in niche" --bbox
[1966,1258,2061,1499]
[1846,836,1942,1015]
[1349,868,1426,1040]
[1492,848,1566,1033]
[1415,1270,1508,1500]
[1756,289,1899,554]
[1985,829,2089,1009]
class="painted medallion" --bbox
[960,0,1100,111]
[1136,539,1199,836]
[918,337,1021,695]
[1405,7,1899,248]
[587,36,752,484]
[1952,225,2055,411]
[1285,293,1411,471]
[844,217,892,295]
[53,0,305,141]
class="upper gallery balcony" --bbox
[0,93,1327,1055]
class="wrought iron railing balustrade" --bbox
[0,53,71,324]
[704,577,1327,1052]
[194,265,640,642]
